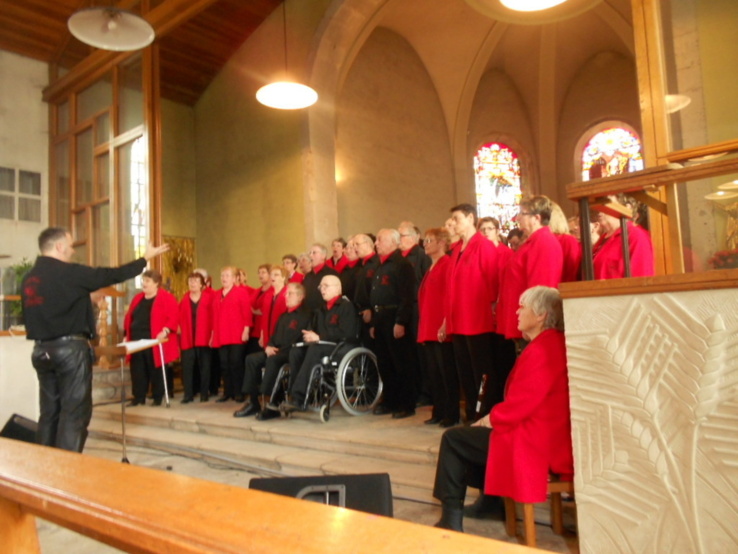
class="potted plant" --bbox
[4,258,33,329]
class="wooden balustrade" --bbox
[0,438,540,553]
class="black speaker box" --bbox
[1,413,38,444]
[249,473,393,517]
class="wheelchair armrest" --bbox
[291,340,338,348]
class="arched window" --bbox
[581,127,643,181]
[474,142,522,232]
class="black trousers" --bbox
[422,341,459,422]
[452,333,495,421]
[181,346,212,399]
[130,349,166,402]
[288,343,334,406]
[259,350,291,399]
[31,338,93,452]
[433,426,492,504]
[219,343,247,398]
[373,309,416,412]
[486,333,516,409]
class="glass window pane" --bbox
[18,198,41,222]
[0,194,13,219]
[118,56,143,134]
[96,153,110,198]
[55,141,70,228]
[58,101,70,134]
[0,167,14,192]
[76,128,94,205]
[118,137,149,263]
[19,171,41,195]
[74,243,88,265]
[93,203,111,266]
[474,143,522,232]
[73,210,87,243]
[95,112,110,146]
[77,78,112,123]
[661,0,738,151]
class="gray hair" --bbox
[519,286,564,332]
[379,228,401,246]
[311,243,328,257]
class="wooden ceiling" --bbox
[0,0,281,105]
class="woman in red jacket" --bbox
[593,200,654,279]
[178,272,214,403]
[123,269,179,406]
[417,228,459,427]
[432,286,573,532]
[212,266,252,402]
[260,265,288,348]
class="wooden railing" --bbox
[0,438,540,553]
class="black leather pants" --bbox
[31,337,93,453]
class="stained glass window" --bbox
[581,127,643,181]
[474,142,522,232]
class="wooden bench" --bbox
[504,478,575,548]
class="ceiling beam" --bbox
[42,0,222,103]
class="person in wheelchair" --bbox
[233,282,311,420]
[285,275,359,411]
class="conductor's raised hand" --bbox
[144,242,171,261]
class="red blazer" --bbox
[485,328,573,503]
[496,226,563,340]
[288,272,304,284]
[557,233,582,283]
[445,232,499,336]
[124,289,180,367]
[212,286,252,347]
[593,221,654,279]
[178,291,214,350]
[417,256,452,343]
[261,286,287,346]
[250,287,272,339]
[326,255,348,274]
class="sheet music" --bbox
[116,338,162,354]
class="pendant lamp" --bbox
[256,1,318,110]
[501,0,568,10]
[68,6,155,52]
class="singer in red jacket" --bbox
[178,272,214,403]
[124,269,179,406]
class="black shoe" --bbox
[127,399,144,407]
[372,404,392,415]
[424,417,442,425]
[234,394,245,403]
[282,401,305,413]
[392,409,415,419]
[439,418,460,428]
[463,494,504,520]
[416,395,433,408]
[181,397,193,404]
[434,504,464,532]
[152,399,163,406]
[200,394,209,402]
[233,404,260,418]
[216,396,232,403]
[256,409,280,421]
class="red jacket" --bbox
[417,256,452,343]
[261,286,287,346]
[178,291,214,350]
[288,272,304,284]
[557,233,582,283]
[250,287,272,339]
[593,221,654,279]
[124,289,180,367]
[212,286,253,347]
[496,226,563,340]
[445,232,499,336]
[326,255,348,274]
[485,328,573,503]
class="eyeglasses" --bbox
[423,238,435,244]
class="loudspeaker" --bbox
[1,414,38,444]
[249,473,393,517]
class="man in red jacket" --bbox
[441,204,501,422]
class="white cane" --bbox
[158,342,170,408]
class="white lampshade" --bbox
[664,94,691,114]
[68,7,155,52]
[256,81,318,110]
[501,0,568,10]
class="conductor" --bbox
[21,227,170,452]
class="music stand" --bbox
[95,339,166,463]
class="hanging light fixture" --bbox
[256,1,318,110]
[68,6,155,52]
[500,0,569,10]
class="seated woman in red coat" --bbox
[178,272,214,403]
[124,269,179,406]
[593,198,654,279]
[432,286,573,532]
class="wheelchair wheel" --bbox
[319,404,330,423]
[305,364,338,412]
[336,347,382,415]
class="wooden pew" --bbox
[0,438,541,553]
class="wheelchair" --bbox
[270,341,382,423]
